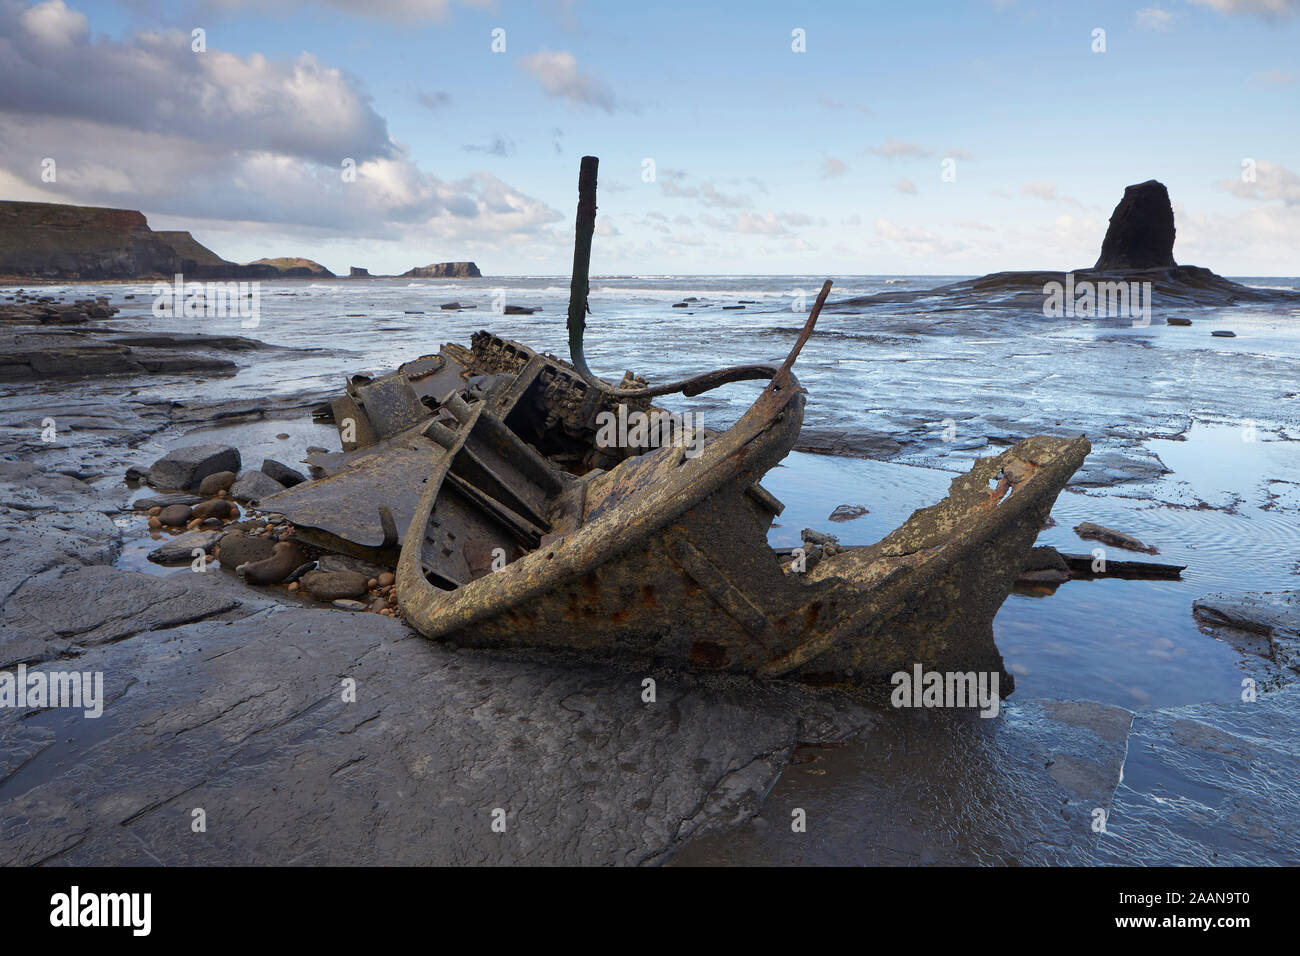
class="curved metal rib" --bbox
[565,155,830,399]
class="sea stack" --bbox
[1093,180,1177,271]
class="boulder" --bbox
[1093,180,1177,271]
[192,498,234,520]
[198,470,237,495]
[301,570,369,601]
[215,531,276,569]
[827,504,868,522]
[148,444,241,491]
[261,459,306,487]
[1018,545,1072,585]
[229,470,285,503]
[240,541,305,585]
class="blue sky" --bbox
[0,0,1296,274]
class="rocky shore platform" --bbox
[1,291,1298,865]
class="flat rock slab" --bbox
[1193,590,1300,674]
[1094,684,1300,865]
[0,564,239,666]
[146,530,224,565]
[0,607,870,866]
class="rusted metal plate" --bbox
[259,426,445,553]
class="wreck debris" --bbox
[139,156,1098,693]
[1072,521,1159,554]
[232,156,1084,697]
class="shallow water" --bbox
[7,275,1298,715]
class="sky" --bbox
[0,0,1297,276]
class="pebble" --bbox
[332,599,369,611]
[377,571,396,588]
[158,504,193,527]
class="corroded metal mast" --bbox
[564,155,831,398]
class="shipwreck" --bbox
[257,157,1091,696]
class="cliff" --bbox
[1,201,306,280]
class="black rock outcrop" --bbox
[1093,180,1177,271]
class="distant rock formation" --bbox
[1093,180,1177,271]
[831,178,1300,311]
[402,261,481,279]
[246,257,336,278]
[349,266,370,277]
[0,200,321,280]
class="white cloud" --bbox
[0,6,561,247]
[873,218,964,256]
[894,177,917,194]
[822,157,846,178]
[1020,181,1082,206]
[518,50,618,112]
[1218,160,1300,204]
[1253,70,1296,85]
[1188,0,1299,16]
[866,139,932,159]
[817,93,871,114]
[1136,7,1176,30]
[657,172,749,208]
[208,0,496,22]
[18,0,87,47]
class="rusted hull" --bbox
[388,337,1090,694]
